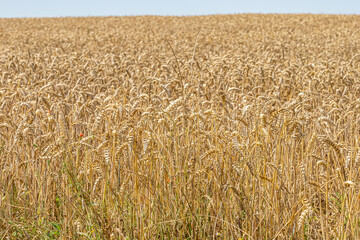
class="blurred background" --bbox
[1,0,359,18]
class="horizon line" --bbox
[1,12,360,20]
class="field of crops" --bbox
[1,14,360,239]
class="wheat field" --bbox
[1,14,360,239]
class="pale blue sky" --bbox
[1,0,359,18]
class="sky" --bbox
[0,0,359,18]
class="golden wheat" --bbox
[1,14,360,239]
